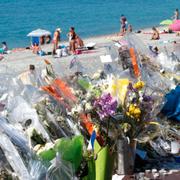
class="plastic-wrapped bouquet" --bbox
[121,80,160,142]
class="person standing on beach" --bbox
[120,14,127,35]
[52,28,61,55]
[173,9,179,20]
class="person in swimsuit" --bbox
[173,9,179,20]
[151,27,160,40]
[52,28,61,55]
[120,14,127,35]
[0,42,8,54]
[32,43,40,54]
[127,24,133,33]
[68,27,84,54]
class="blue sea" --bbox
[0,0,179,48]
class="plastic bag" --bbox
[28,159,47,180]
[21,85,46,105]
[157,52,179,73]
[0,118,31,180]
[125,33,151,57]
[0,132,31,180]
[7,96,51,142]
[141,66,173,93]
[47,153,75,180]
[0,117,30,156]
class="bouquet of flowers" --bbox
[116,80,161,143]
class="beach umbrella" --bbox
[169,20,180,31]
[160,19,173,26]
[27,29,51,46]
[27,29,51,37]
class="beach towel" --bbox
[143,32,168,35]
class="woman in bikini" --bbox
[151,27,160,40]
[68,27,84,54]
[52,28,61,55]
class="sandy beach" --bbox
[0,27,179,77]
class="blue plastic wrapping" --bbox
[161,85,180,121]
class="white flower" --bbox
[85,103,93,111]
[86,92,92,100]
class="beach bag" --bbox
[62,47,68,57]
[38,50,45,56]
[56,49,62,57]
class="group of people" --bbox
[120,8,179,39]
[31,26,84,56]
[151,8,179,40]
[52,27,84,55]
[120,14,132,35]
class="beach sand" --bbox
[0,27,179,76]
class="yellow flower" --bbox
[129,104,135,113]
[133,81,145,89]
[134,108,141,115]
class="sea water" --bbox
[0,0,179,48]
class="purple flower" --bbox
[143,95,153,102]
[94,93,118,120]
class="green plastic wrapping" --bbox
[94,141,114,180]
[54,135,84,172]
[77,79,91,90]
[38,148,56,161]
